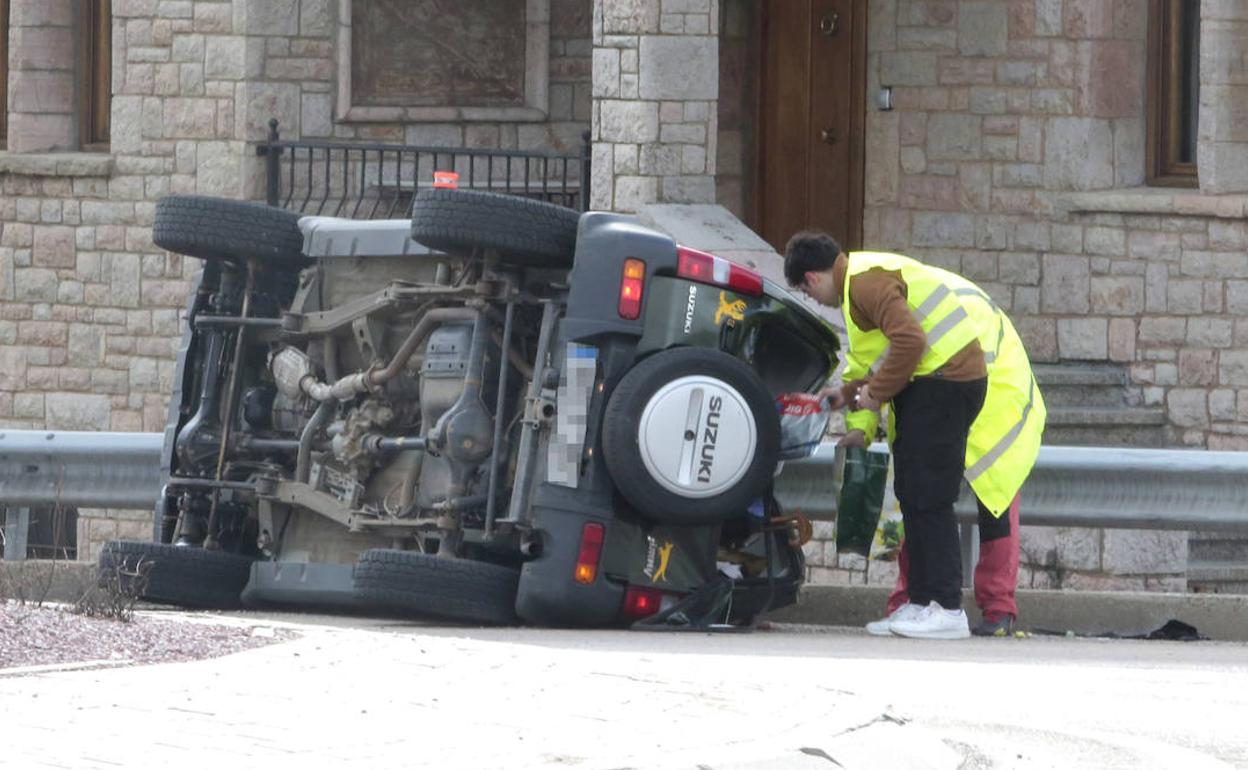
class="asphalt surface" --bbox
[3,608,1246,769]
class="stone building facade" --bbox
[0,0,1241,591]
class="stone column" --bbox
[1197,2,1248,193]
[591,0,719,213]
[6,0,76,152]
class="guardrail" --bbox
[2,431,1246,560]
[773,443,1248,532]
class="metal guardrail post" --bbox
[3,507,30,561]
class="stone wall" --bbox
[590,0,720,212]
[860,0,1248,450]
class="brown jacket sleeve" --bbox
[845,268,925,402]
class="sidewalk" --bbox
[0,611,960,770]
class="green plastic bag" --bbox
[835,446,891,557]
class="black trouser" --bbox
[891,376,987,610]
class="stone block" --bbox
[10,26,74,70]
[1181,250,1248,279]
[1113,117,1146,187]
[46,393,112,431]
[1018,317,1057,361]
[32,226,76,269]
[639,36,717,100]
[1041,254,1090,313]
[681,145,707,174]
[1044,117,1113,190]
[899,176,960,210]
[15,268,59,302]
[880,52,939,86]
[999,251,1040,284]
[1057,317,1108,360]
[10,71,75,114]
[923,113,978,159]
[1167,387,1209,428]
[613,175,658,213]
[592,48,621,98]
[1138,316,1186,345]
[1055,527,1100,570]
[1076,41,1143,118]
[10,0,74,25]
[1084,226,1126,256]
[195,141,244,197]
[1227,280,1248,315]
[1090,276,1144,315]
[1187,318,1234,348]
[1200,142,1248,195]
[969,87,1007,114]
[599,100,659,143]
[1128,230,1181,260]
[959,2,1008,56]
[14,393,45,419]
[898,27,957,50]
[660,123,706,144]
[865,112,899,204]
[911,213,974,247]
[1102,530,1187,575]
[68,324,104,367]
[603,0,660,33]
[940,59,995,85]
[162,98,217,139]
[1108,318,1135,362]
[660,175,714,204]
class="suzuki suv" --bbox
[100,189,840,627]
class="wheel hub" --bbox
[637,375,757,499]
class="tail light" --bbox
[618,258,646,319]
[676,246,764,297]
[573,522,606,584]
[621,585,684,621]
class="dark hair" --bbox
[783,230,842,288]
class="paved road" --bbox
[2,610,1246,769]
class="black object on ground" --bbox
[1033,618,1207,641]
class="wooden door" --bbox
[755,0,866,252]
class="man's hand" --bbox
[818,386,847,410]
[837,429,866,448]
[855,384,880,412]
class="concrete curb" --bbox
[766,585,1248,641]
[5,560,1246,641]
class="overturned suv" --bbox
[99,190,840,626]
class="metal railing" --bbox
[255,119,592,219]
[3,430,1247,560]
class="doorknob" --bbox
[819,12,839,36]
[820,127,838,144]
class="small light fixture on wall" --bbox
[876,87,893,112]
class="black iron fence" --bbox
[256,119,592,219]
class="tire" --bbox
[153,195,307,265]
[353,549,520,625]
[98,540,255,610]
[602,348,780,526]
[409,188,580,268]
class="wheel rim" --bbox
[636,375,757,499]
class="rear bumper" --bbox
[515,506,626,627]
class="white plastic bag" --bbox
[775,392,832,460]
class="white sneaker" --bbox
[865,603,924,636]
[888,600,971,640]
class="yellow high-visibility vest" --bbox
[841,251,1046,516]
